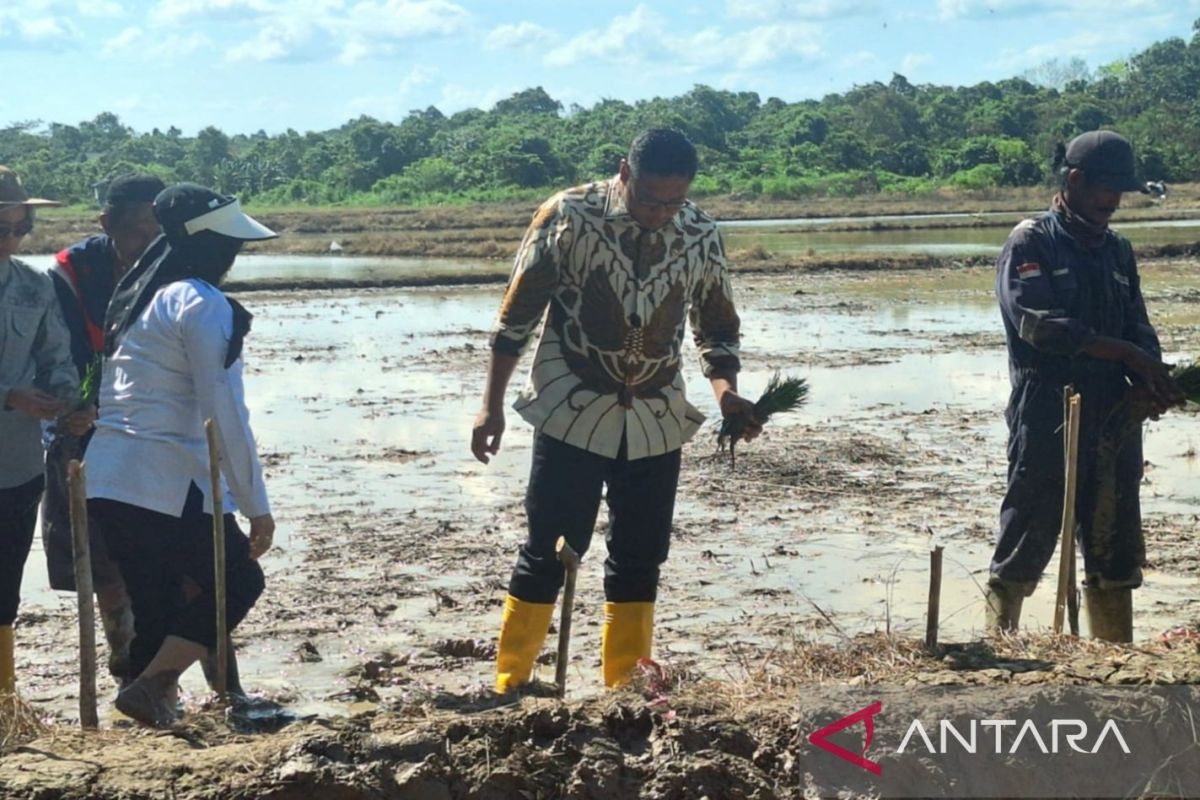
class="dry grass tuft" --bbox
[669,630,1157,721]
[0,693,49,752]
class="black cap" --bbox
[1064,131,1145,193]
[102,174,166,212]
[153,183,276,242]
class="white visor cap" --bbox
[183,198,277,240]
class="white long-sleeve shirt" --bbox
[86,278,270,519]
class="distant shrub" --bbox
[949,164,1003,190]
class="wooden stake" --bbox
[67,460,98,729]
[1061,387,1081,636]
[1054,392,1082,635]
[554,537,581,697]
[205,419,228,698]
[925,546,944,649]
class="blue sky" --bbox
[2,0,1197,135]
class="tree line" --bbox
[3,19,1198,207]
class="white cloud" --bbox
[208,0,470,63]
[149,32,214,59]
[726,0,878,20]
[345,65,440,117]
[101,25,143,56]
[1,0,123,16]
[484,20,555,52]
[900,52,932,74]
[544,5,665,68]
[225,18,334,63]
[0,1,120,48]
[723,23,824,69]
[101,26,213,60]
[344,0,469,38]
[80,0,124,16]
[18,15,76,41]
[545,5,823,71]
[399,63,437,93]
[150,0,275,26]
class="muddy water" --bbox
[14,261,1200,726]
[723,217,1200,256]
[19,253,507,283]
[20,215,1200,276]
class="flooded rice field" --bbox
[12,253,1200,730]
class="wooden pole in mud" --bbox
[1064,389,1081,636]
[555,537,581,697]
[925,546,944,649]
[205,420,229,698]
[1054,392,1082,635]
[67,460,99,729]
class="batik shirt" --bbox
[489,178,741,460]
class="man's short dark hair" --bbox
[103,174,166,226]
[628,128,698,180]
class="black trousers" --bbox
[992,372,1145,590]
[0,476,44,626]
[508,432,682,605]
[89,484,264,678]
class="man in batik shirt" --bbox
[471,128,760,692]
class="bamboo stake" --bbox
[204,419,228,698]
[67,460,98,729]
[1065,397,1081,637]
[1054,392,1082,635]
[925,546,944,649]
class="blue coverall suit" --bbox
[991,207,1159,594]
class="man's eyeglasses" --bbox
[0,221,33,239]
[629,183,686,212]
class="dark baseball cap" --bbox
[1064,131,1146,193]
[154,183,276,241]
[102,174,166,212]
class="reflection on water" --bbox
[721,210,1023,228]
[20,253,503,283]
[724,218,1200,257]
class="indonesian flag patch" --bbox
[1017,262,1042,278]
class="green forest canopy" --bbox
[4,19,1199,207]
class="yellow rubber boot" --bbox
[602,602,654,687]
[0,625,14,695]
[495,595,554,694]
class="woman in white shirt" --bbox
[87,183,276,727]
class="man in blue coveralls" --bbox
[986,130,1183,642]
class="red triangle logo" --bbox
[807,701,883,775]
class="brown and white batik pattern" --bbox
[490,178,741,460]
